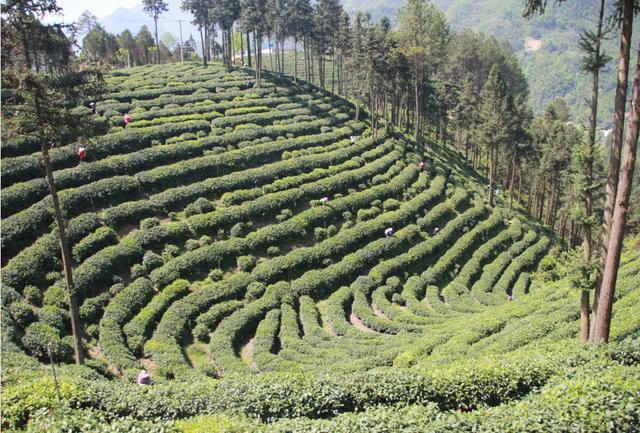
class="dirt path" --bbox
[349,313,378,334]
[240,337,259,371]
[372,304,388,319]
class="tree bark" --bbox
[32,91,84,366]
[584,0,605,340]
[154,17,160,65]
[593,0,633,333]
[593,44,640,344]
[246,32,252,67]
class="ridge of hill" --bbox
[1,63,638,432]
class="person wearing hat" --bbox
[137,369,152,386]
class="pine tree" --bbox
[182,0,214,67]
[397,0,449,146]
[479,64,511,207]
[594,44,640,343]
[118,30,136,67]
[75,10,97,35]
[136,26,155,64]
[142,0,168,65]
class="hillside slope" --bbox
[1,63,638,432]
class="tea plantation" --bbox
[1,63,639,432]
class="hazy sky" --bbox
[50,0,140,22]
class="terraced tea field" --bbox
[2,63,639,432]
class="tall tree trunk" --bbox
[32,94,84,366]
[200,27,208,67]
[509,153,517,214]
[240,29,244,65]
[293,38,298,82]
[593,44,640,344]
[414,71,422,146]
[268,34,273,71]
[332,50,336,94]
[584,0,605,340]
[246,32,252,67]
[593,0,633,333]
[488,145,495,207]
[154,17,160,65]
[127,49,131,68]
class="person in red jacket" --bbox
[77,147,87,162]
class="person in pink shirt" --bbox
[137,369,152,386]
[123,113,132,126]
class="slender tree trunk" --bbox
[509,153,517,214]
[268,34,273,71]
[246,32,252,67]
[32,94,84,366]
[488,145,495,207]
[415,71,422,146]
[154,17,160,65]
[200,27,208,67]
[332,50,336,94]
[593,44,640,344]
[593,0,633,334]
[294,38,298,82]
[127,49,131,68]
[240,29,244,65]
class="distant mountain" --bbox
[98,0,201,49]
[98,0,638,123]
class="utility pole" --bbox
[177,20,184,62]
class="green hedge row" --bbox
[453,219,523,289]
[251,309,282,369]
[150,124,366,209]
[2,121,210,187]
[291,224,421,299]
[72,227,119,263]
[98,278,154,373]
[143,273,253,379]
[136,120,361,193]
[421,210,504,286]
[471,230,538,295]
[74,221,192,298]
[1,213,101,291]
[192,300,244,343]
[208,287,282,375]
[494,236,550,295]
[252,174,442,284]
[211,107,311,129]
[123,279,190,355]
[103,200,164,228]
[368,196,485,285]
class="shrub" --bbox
[383,198,400,211]
[230,223,246,238]
[10,301,36,328]
[23,286,42,306]
[245,282,266,302]
[142,251,164,272]
[209,269,224,282]
[140,217,160,230]
[237,255,257,272]
[39,305,68,332]
[72,227,119,263]
[22,322,70,361]
[162,244,180,261]
[43,286,68,309]
[79,293,111,323]
[314,227,327,241]
[267,246,281,257]
[130,264,147,279]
